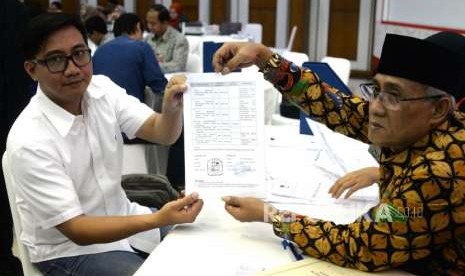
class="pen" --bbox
[281,240,303,261]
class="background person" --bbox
[169,2,189,32]
[145,4,189,73]
[84,15,108,55]
[93,13,167,102]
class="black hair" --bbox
[22,13,88,60]
[84,15,108,35]
[50,1,62,9]
[150,4,170,23]
[113,13,142,37]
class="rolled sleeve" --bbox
[97,75,154,139]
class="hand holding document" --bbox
[184,73,266,198]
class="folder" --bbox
[254,258,414,276]
[202,41,242,73]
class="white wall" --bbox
[373,0,465,58]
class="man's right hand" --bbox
[212,42,273,74]
[328,167,379,199]
[155,192,204,226]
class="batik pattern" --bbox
[266,55,465,275]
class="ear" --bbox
[430,97,452,125]
[24,61,38,81]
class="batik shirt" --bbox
[265,54,465,275]
[146,26,189,73]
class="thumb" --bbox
[223,54,248,74]
[171,192,199,210]
[168,84,188,96]
[221,195,241,207]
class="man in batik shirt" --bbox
[214,32,465,275]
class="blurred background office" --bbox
[16,0,465,89]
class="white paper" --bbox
[184,73,266,198]
[265,119,379,205]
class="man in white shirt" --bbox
[6,13,203,276]
[84,15,109,56]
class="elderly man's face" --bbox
[368,74,437,152]
[24,26,92,114]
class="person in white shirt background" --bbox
[6,13,203,276]
[84,15,108,56]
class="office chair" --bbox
[2,153,43,276]
[321,56,351,85]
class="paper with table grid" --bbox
[184,73,266,198]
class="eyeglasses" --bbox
[359,82,444,111]
[31,48,91,73]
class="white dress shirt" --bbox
[87,38,97,57]
[6,75,160,262]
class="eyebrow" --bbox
[383,83,402,93]
[372,78,403,94]
[43,44,88,57]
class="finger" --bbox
[224,204,242,221]
[166,84,188,99]
[333,180,354,199]
[328,181,342,194]
[212,52,225,73]
[171,192,199,210]
[169,83,188,92]
[329,179,346,197]
[212,44,234,73]
[169,74,187,85]
[221,196,241,207]
[344,186,361,199]
[188,199,204,217]
[223,54,247,74]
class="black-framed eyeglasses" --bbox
[31,48,92,73]
[359,82,444,111]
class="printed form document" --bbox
[184,73,266,198]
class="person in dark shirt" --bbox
[93,13,167,102]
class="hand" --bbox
[162,74,187,114]
[156,192,203,226]
[328,167,379,199]
[212,42,273,74]
[222,196,267,222]
[156,53,164,63]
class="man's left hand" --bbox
[222,196,266,222]
[163,74,187,114]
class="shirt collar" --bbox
[380,118,452,164]
[36,81,104,137]
[36,87,77,137]
[153,26,172,42]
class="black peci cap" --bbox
[377,33,465,99]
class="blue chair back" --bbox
[299,62,353,135]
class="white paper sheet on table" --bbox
[184,73,266,198]
[265,119,380,205]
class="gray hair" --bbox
[424,86,456,114]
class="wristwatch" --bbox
[259,53,282,78]
[270,210,294,240]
